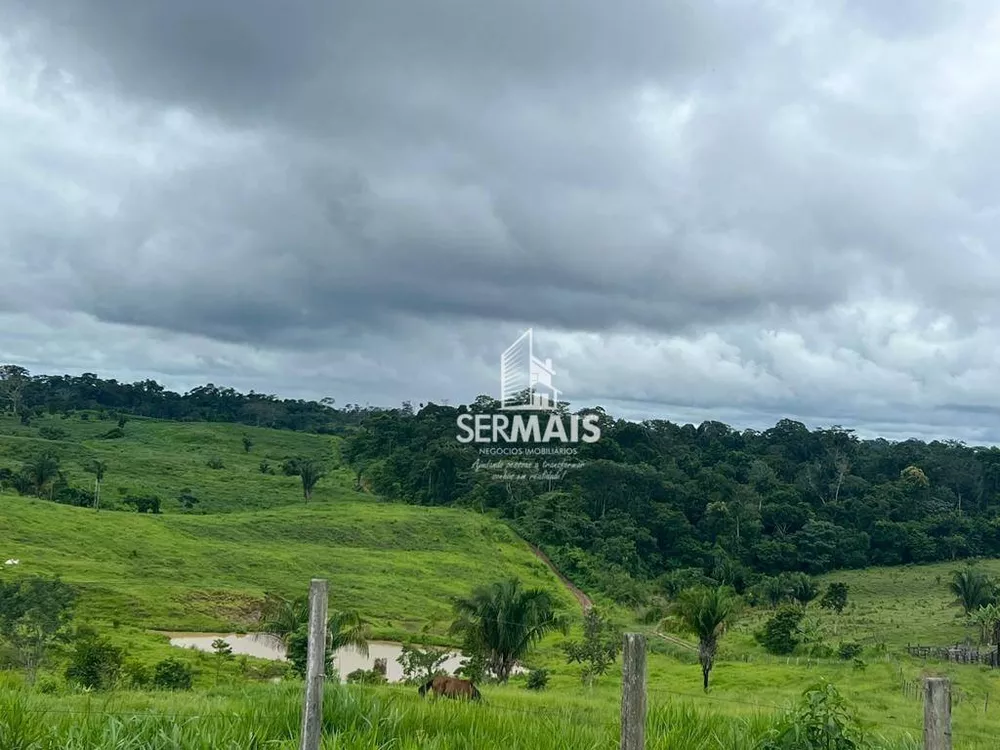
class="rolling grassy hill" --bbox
[0,412,577,647]
[0,411,355,513]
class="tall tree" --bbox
[819,582,849,615]
[299,460,325,500]
[669,586,740,692]
[449,577,569,683]
[85,459,108,511]
[0,364,29,418]
[0,575,77,684]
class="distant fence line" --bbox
[906,643,1000,668]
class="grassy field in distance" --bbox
[0,411,352,513]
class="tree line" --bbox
[0,365,381,434]
[341,398,1000,604]
[7,365,1000,601]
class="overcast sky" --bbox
[3,1,1000,443]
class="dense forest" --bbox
[342,397,1000,603]
[5,364,1000,604]
[0,364,380,433]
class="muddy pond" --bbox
[161,632,476,683]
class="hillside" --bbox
[0,413,577,643]
[0,411,353,513]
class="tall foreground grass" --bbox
[0,681,930,750]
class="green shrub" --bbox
[806,643,835,659]
[123,661,152,688]
[526,668,549,690]
[152,658,193,690]
[837,642,863,660]
[35,676,60,694]
[206,457,225,470]
[65,629,124,690]
[346,668,386,685]
[755,605,804,655]
[756,682,866,749]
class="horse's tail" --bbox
[418,679,433,697]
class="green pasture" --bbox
[4,411,1000,747]
[0,411,353,513]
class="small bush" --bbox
[53,487,95,508]
[346,668,387,685]
[526,669,548,690]
[837,642,863,660]
[259,460,273,474]
[806,643,835,659]
[178,489,199,510]
[206,457,225,470]
[755,605,804,655]
[38,426,68,440]
[123,495,161,514]
[99,427,124,439]
[65,630,124,690]
[123,661,152,688]
[757,682,866,749]
[35,676,60,694]
[152,658,193,690]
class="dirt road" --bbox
[528,543,593,612]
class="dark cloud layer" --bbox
[4,1,1000,441]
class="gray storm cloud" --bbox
[3,1,1000,441]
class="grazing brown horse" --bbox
[418,675,481,701]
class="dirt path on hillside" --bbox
[528,544,593,613]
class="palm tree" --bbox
[449,577,569,683]
[669,585,740,692]
[299,461,325,500]
[85,460,108,511]
[22,452,60,498]
[327,609,370,657]
[255,592,369,674]
[949,567,995,616]
[256,592,309,647]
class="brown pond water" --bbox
[160,632,487,683]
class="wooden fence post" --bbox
[924,677,951,750]
[299,579,328,750]
[620,633,647,750]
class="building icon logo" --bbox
[500,328,561,411]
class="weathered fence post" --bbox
[299,578,328,750]
[924,677,951,750]
[620,633,647,750]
